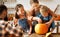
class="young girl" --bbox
[0,4,8,37]
[14,4,32,34]
[40,6,55,37]
[0,5,8,21]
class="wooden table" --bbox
[23,33,60,37]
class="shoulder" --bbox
[40,5,53,12]
[25,10,29,14]
[40,5,48,8]
[25,10,31,16]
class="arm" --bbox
[26,11,32,34]
[48,7,55,20]
[27,20,32,34]
[13,17,18,26]
[47,16,55,28]
[45,8,55,27]
[32,17,42,23]
[26,10,42,24]
[48,9,55,16]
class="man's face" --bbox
[31,3,40,11]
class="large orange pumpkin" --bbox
[35,24,48,34]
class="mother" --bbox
[29,0,56,33]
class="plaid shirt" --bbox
[0,21,23,37]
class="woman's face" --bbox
[31,3,40,11]
[18,7,25,15]
[0,10,7,19]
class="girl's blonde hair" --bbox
[40,6,49,12]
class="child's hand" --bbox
[28,16,33,21]
[28,32,31,35]
[45,22,51,28]
[45,32,52,37]
[33,17,42,23]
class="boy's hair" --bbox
[0,4,8,21]
[15,4,23,19]
[40,6,49,12]
[30,0,39,5]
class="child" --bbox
[14,4,32,34]
[0,4,8,37]
[40,6,55,37]
[0,5,8,21]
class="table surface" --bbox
[23,33,60,37]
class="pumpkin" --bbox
[35,24,48,34]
